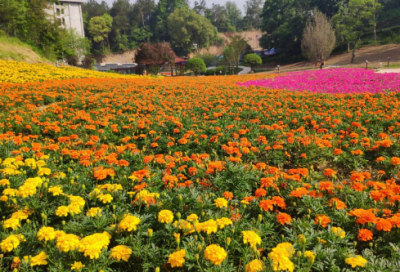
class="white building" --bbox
[47,0,85,38]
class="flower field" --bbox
[0,61,155,83]
[239,68,400,94]
[1,63,400,272]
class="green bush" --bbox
[195,53,217,67]
[243,53,262,72]
[185,58,207,76]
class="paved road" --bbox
[207,66,251,75]
[376,68,400,74]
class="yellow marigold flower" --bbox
[331,227,346,238]
[48,185,63,196]
[25,158,37,169]
[194,221,203,232]
[68,195,85,207]
[79,232,111,259]
[275,242,295,258]
[174,220,195,234]
[71,261,85,271]
[56,233,80,252]
[245,259,265,272]
[4,218,21,230]
[0,234,25,252]
[2,188,17,196]
[0,195,8,202]
[86,207,102,217]
[37,227,56,241]
[168,249,186,268]
[204,244,227,265]
[37,167,51,176]
[18,183,37,198]
[24,177,43,187]
[1,168,21,176]
[97,194,113,204]
[68,203,82,215]
[109,245,132,262]
[11,210,30,220]
[242,231,262,247]
[186,214,198,222]
[118,214,141,232]
[216,217,233,229]
[298,234,306,243]
[36,160,47,167]
[201,219,218,234]
[0,179,10,186]
[268,246,295,272]
[56,206,70,217]
[158,210,174,224]
[214,197,228,208]
[30,251,48,267]
[345,255,368,268]
[304,251,316,264]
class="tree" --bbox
[225,2,242,31]
[193,0,207,16]
[260,0,312,56]
[223,45,236,74]
[152,0,188,42]
[167,8,215,55]
[109,0,132,52]
[135,42,175,74]
[243,53,262,72]
[205,4,232,32]
[185,57,206,75]
[229,35,248,73]
[55,29,91,64]
[88,14,113,54]
[301,9,336,60]
[195,53,217,67]
[244,0,263,29]
[332,0,382,63]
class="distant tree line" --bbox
[260,0,400,61]
[82,0,263,56]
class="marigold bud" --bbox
[226,237,231,246]
[148,229,153,237]
[258,214,262,222]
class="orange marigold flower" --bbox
[222,191,233,200]
[255,188,267,198]
[357,229,373,241]
[276,213,291,225]
[314,215,331,228]
[323,168,337,177]
[259,199,274,212]
[391,157,400,165]
[376,218,392,232]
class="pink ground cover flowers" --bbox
[238,68,400,94]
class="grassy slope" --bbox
[0,36,47,63]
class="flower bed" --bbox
[238,68,400,94]
[0,73,399,271]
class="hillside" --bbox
[263,44,400,72]
[0,36,47,63]
[97,30,264,64]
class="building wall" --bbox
[46,1,85,38]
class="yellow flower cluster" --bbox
[331,227,346,238]
[118,214,141,232]
[214,197,228,208]
[110,245,132,262]
[3,208,32,230]
[204,244,227,265]
[79,232,111,259]
[0,60,157,83]
[245,259,265,272]
[55,195,85,217]
[158,210,174,224]
[242,231,262,247]
[345,255,368,268]
[30,251,48,267]
[86,207,102,218]
[268,243,295,272]
[168,249,186,267]
[0,234,25,252]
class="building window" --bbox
[61,8,64,14]
[62,18,65,25]
[56,8,60,15]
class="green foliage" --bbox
[89,14,113,54]
[229,35,249,70]
[185,57,206,75]
[167,8,215,55]
[54,29,91,62]
[243,53,262,71]
[195,53,217,67]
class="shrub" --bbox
[243,53,262,72]
[185,58,207,76]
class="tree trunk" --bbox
[347,41,350,53]
[351,37,360,63]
